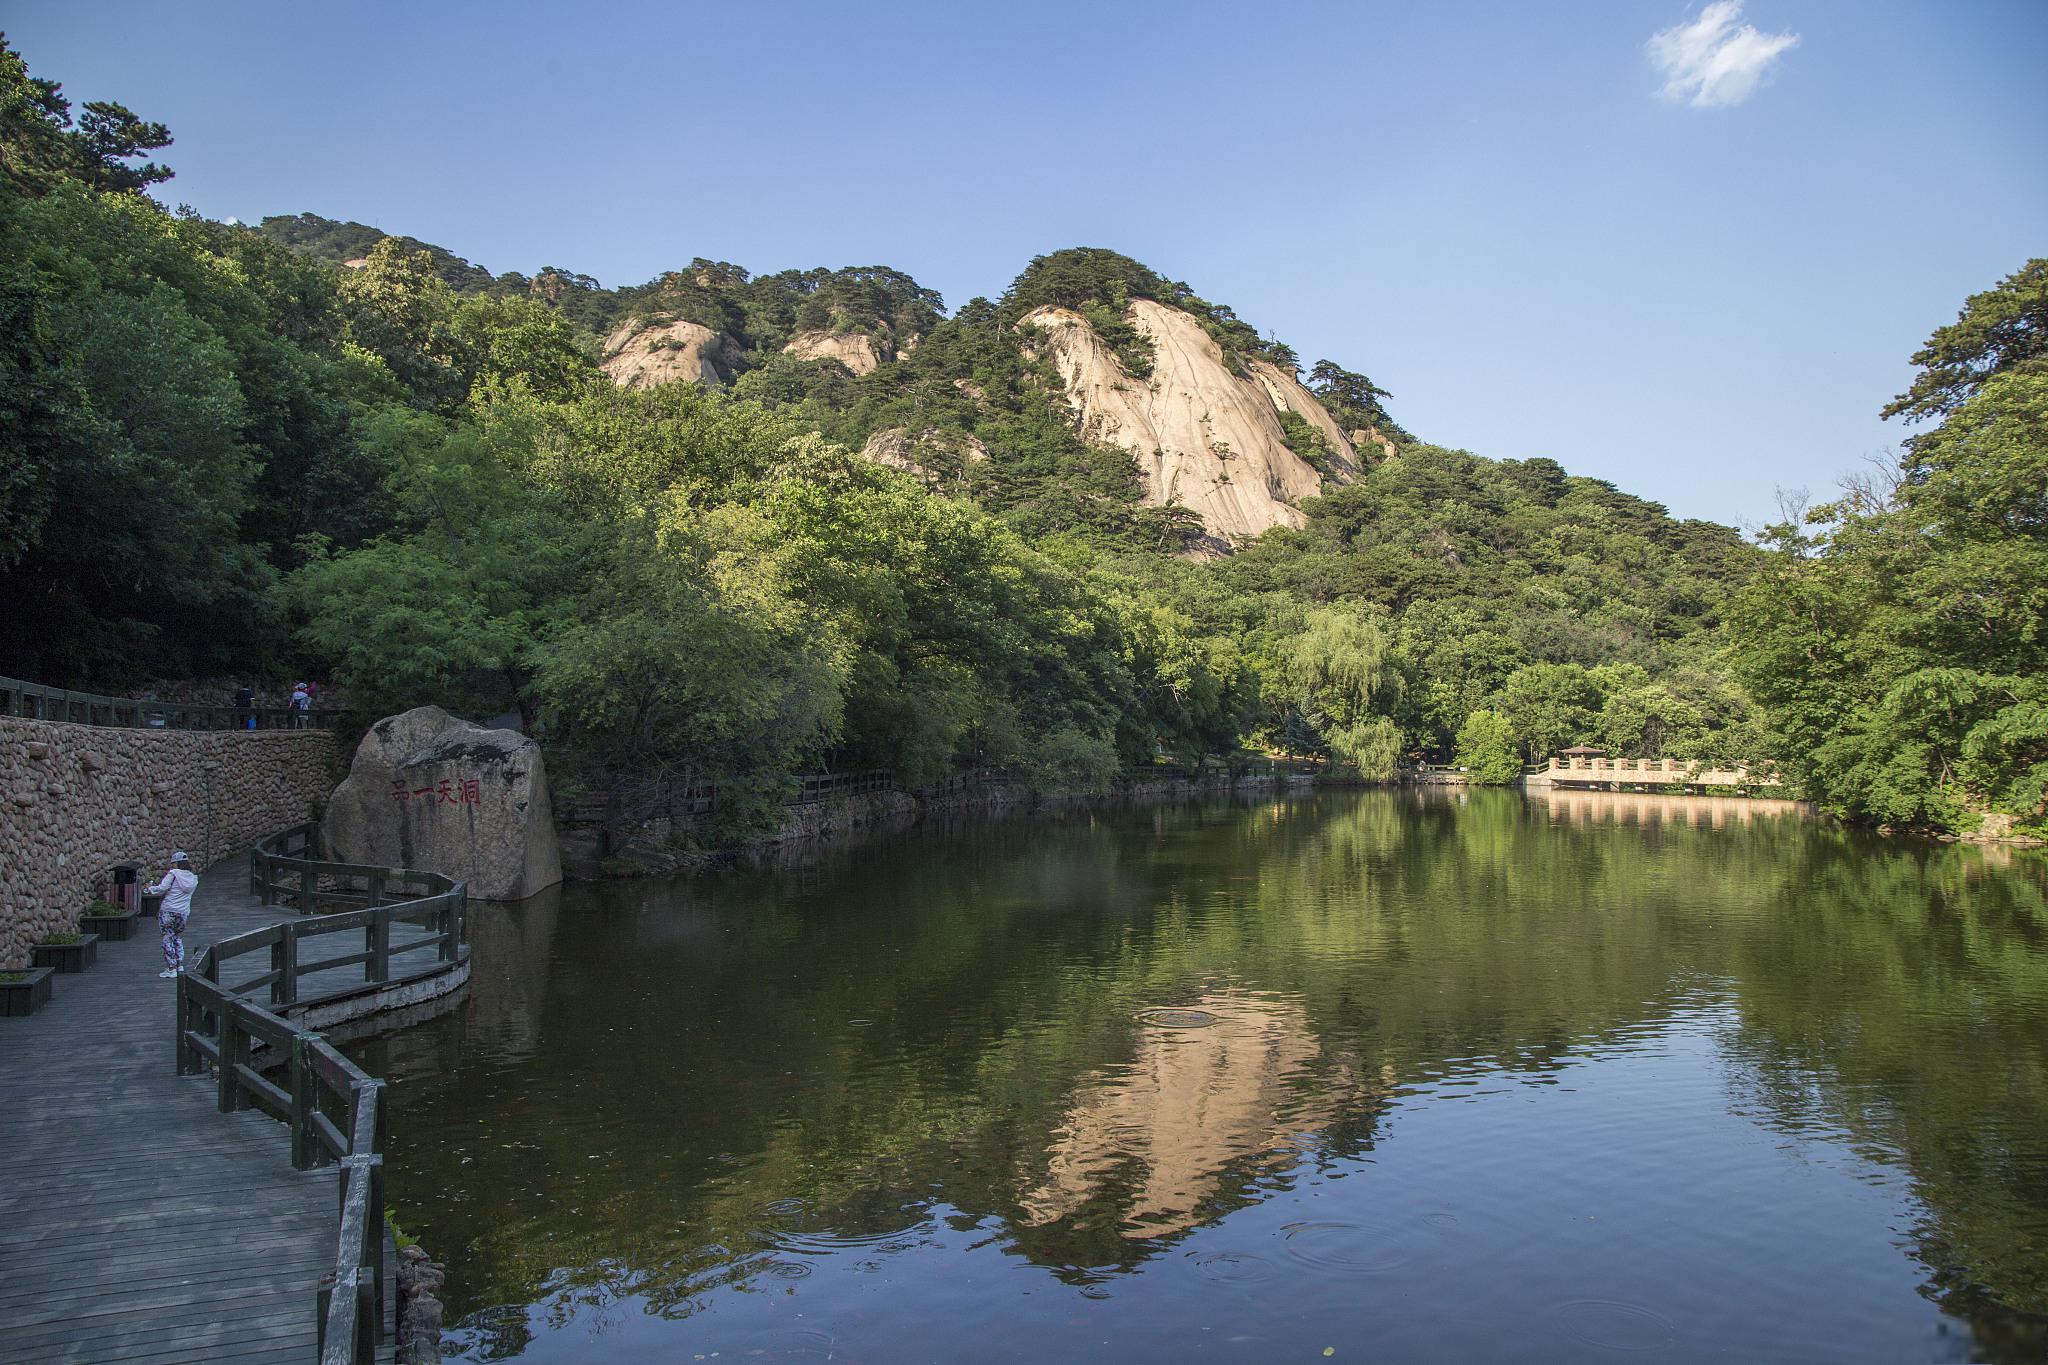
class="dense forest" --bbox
[2,38,2040,839]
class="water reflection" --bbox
[348,791,2048,1364]
[1020,992,1388,1242]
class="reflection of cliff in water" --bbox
[1020,992,1387,1242]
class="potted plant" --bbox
[82,897,143,942]
[31,930,98,974]
[0,967,54,1016]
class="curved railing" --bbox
[177,823,469,1365]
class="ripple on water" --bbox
[1552,1299,1678,1353]
[1136,1007,1218,1028]
[1188,1249,1280,1286]
[764,1328,839,1357]
[750,1197,933,1254]
[1278,1221,1409,1274]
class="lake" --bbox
[348,789,2048,1363]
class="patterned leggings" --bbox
[159,911,188,971]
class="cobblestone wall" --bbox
[0,717,339,966]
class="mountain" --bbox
[255,223,1405,551]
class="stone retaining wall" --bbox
[0,717,339,967]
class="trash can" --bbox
[108,863,141,915]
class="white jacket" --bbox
[149,868,198,919]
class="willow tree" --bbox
[1285,608,1403,778]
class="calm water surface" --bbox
[348,790,2048,1363]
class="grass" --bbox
[385,1207,419,1252]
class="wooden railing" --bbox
[792,769,895,804]
[251,823,460,925]
[2,674,348,732]
[178,825,469,1364]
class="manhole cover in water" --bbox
[1136,1007,1217,1028]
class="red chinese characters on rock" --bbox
[390,777,483,806]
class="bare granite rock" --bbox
[324,707,561,901]
[599,317,742,389]
[1022,299,1361,548]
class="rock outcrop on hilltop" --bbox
[1023,299,1360,545]
[784,329,889,375]
[860,427,992,487]
[600,319,741,390]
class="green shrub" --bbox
[1455,710,1523,785]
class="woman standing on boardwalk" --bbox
[147,852,198,979]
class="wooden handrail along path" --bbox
[174,825,468,1365]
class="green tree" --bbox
[1731,287,2048,833]
[0,35,171,195]
[1498,662,1602,761]
[1455,709,1521,784]
[1285,608,1403,777]
[1882,260,2048,425]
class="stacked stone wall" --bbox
[0,716,338,966]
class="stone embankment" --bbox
[0,716,337,966]
[566,769,1305,877]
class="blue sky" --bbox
[10,1,2044,529]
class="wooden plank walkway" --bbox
[0,855,394,1364]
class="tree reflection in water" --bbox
[350,790,2048,1363]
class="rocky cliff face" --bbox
[859,427,992,487]
[784,328,888,375]
[600,319,741,389]
[1023,299,1358,545]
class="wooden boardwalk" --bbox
[0,856,395,1364]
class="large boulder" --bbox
[324,707,562,901]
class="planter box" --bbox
[31,935,98,974]
[82,909,143,942]
[0,967,54,1016]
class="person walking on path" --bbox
[147,852,198,978]
[289,681,311,730]
[232,683,255,731]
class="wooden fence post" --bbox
[290,1032,319,1170]
[275,928,299,1007]
[173,979,191,1074]
[217,1007,242,1112]
[366,916,389,984]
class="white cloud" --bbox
[1647,2,1800,108]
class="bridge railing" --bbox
[177,825,468,1365]
[1542,757,1781,787]
[1,674,350,731]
